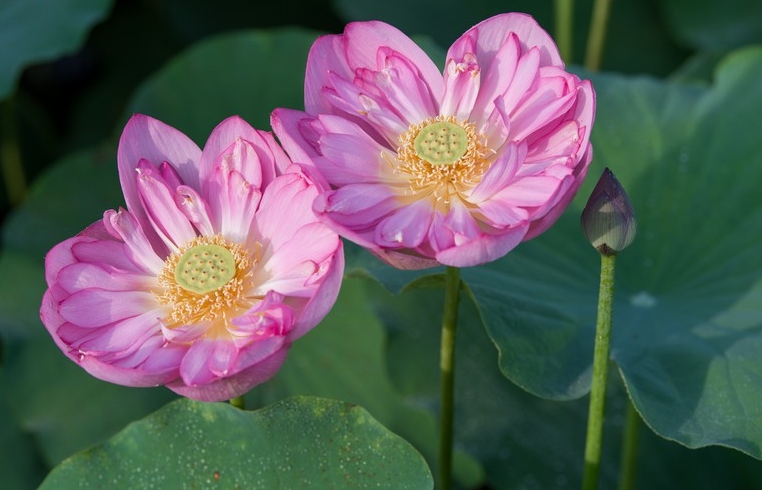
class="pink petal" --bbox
[231,291,295,340]
[317,131,399,185]
[474,198,529,228]
[71,234,148,275]
[139,341,186,375]
[179,338,220,386]
[234,337,287,371]
[524,156,589,241]
[495,47,541,118]
[174,185,215,236]
[440,47,481,121]
[428,200,482,251]
[459,13,563,71]
[468,142,524,203]
[253,172,320,250]
[288,246,344,339]
[435,223,529,267]
[117,114,202,230]
[45,237,84,286]
[77,355,180,388]
[161,321,208,345]
[342,21,443,103]
[314,183,400,232]
[205,164,262,243]
[304,34,357,115]
[58,289,156,328]
[509,83,577,142]
[374,198,434,248]
[57,262,151,293]
[271,108,321,167]
[103,208,165,274]
[495,174,568,207]
[259,222,341,297]
[168,346,289,401]
[135,160,197,251]
[362,47,439,124]
[322,73,409,140]
[207,340,239,377]
[67,310,163,355]
[523,120,580,165]
[469,33,521,124]
[440,31,482,121]
[199,116,277,189]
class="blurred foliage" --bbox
[3,0,762,488]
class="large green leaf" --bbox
[606,47,762,457]
[253,276,484,488]
[0,0,114,99]
[462,47,762,457]
[374,285,762,489]
[40,397,433,489]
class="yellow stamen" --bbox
[155,235,260,333]
[394,115,493,209]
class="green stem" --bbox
[584,0,612,71]
[582,253,616,490]
[554,0,574,63]
[229,396,246,410]
[439,266,462,490]
[618,398,640,490]
[0,96,27,206]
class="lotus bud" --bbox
[581,168,637,255]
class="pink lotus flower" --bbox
[40,115,344,402]
[272,13,595,269]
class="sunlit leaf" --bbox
[465,47,762,458]
[40,397,433,489]
[254,277,484,488]
[375,285,762,488]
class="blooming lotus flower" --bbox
[40,115,344,402]
[272,13,595,269]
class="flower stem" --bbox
[617,398,640,490]
[0,96,27,206]
[582,253,616,490]
[439,266,462,490]
[584,0,612,71]
[229,396,246,410]
[554,0,575,63]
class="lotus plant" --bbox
[272,12,595,269]
[40,115,344,402]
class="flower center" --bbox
[413,121,469,165]
[174,244,236,294]
[395,115,493,207]
[155,235,258,330]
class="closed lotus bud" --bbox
[581,168,637,255]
